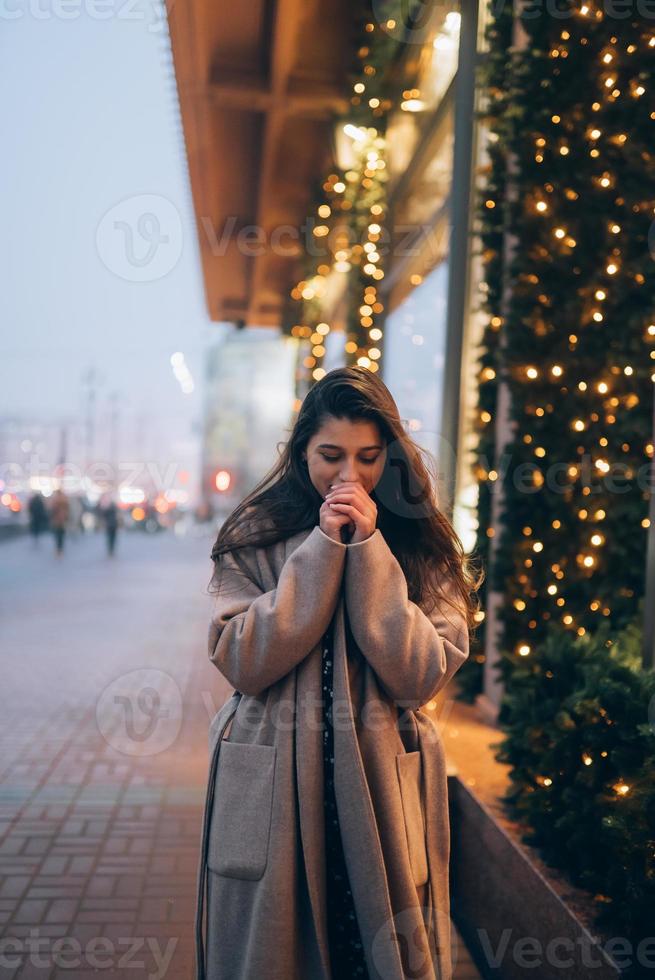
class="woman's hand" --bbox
[324,481,377,544]
[319,497,356,543]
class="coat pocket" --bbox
[207,741,277,881]
[396,750,429,887]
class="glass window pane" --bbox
[382,261,449,464]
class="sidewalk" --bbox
[0,530,232,979]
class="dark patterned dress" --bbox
[322,619,370,979]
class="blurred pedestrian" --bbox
[67,494,84,539]
[27,491,49,544]
[49,488,70,556]
[99,496,120,556]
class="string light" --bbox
[470,9,655,925]
[475,0,655,689]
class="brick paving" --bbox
[0,526,231,980]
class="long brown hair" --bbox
[209,366,483,635]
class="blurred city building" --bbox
[201,324,297,516]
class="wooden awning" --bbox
[168,0,355,326]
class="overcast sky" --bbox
[0,0,217,492]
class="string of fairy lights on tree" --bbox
[287,130,388,384]
[455,0,655,953]
[462,0,655,692]
[495,617,655,951]
[284,1,422,387]
[341,128,388,375]
[287,173,348,381]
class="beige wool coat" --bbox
[195,522,470,980]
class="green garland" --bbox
[282,0,422,388]
[459,0,655,962]
[461,0,655,690]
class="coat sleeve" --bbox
[208,525,347,696]
[344,529,470,708]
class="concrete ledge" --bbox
[448,776,621,980]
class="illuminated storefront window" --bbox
[383,262,449,465]
[386,8,461,187]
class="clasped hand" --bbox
[323,480,377,544]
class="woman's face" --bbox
[302,416,386,499]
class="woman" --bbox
[195,367,481,980]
